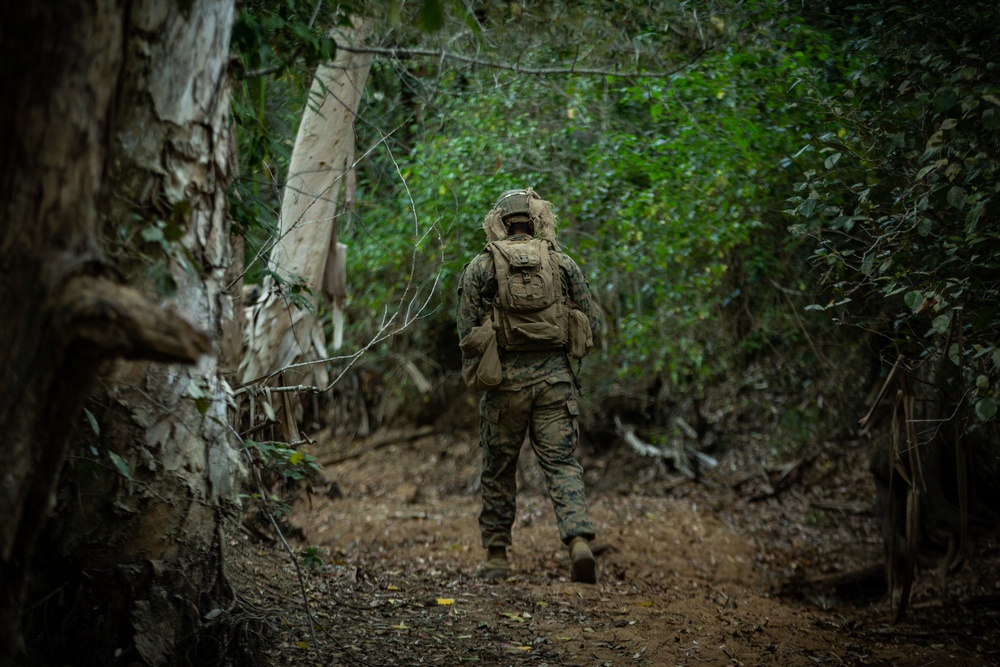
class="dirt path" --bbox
[229,428,1000,666]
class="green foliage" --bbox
[242,438,321,481]
[347,4,839,406]
[229,1,865,446]
[299,546,326,567]
[788,1,1000,425]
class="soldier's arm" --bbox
[562,255,602,345]
[456,254,492,341]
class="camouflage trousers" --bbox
[478,380,595,548]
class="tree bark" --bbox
[241,20,373,404]
[0,0,245,664]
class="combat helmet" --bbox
[493,189,532,222]
[482,186,558,243]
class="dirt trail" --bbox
[229,427,1000,666]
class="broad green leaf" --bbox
[904,291,923,311]
[931,314,951,335]
[932,88,958,113]
[975,397,997,422]
[946,186,967,210]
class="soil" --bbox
[227,421,1000,666]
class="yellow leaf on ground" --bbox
[387,584,399,591]
[500,612,524,622]
[437,598,455,605]
[637,601,653,607]
[294,641,308,649]
[392,623,408,630]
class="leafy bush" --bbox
[789,1,1000,425]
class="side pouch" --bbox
[462,334,502,391]
[459,316,495,359]
[566,308,594,359]
[460,317,502,391]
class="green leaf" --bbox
[946,186,966,210]
[83,408,100,436]
[904,291,923,311]
[163,221,185,242]
[141,226,165,244]
[149,261,177,297]
[932,88,958,114]
[824,152,841,169]
[799,197,817,217]
[975,397,997,422]
[931,314,951,335]
[108,451,132,480]
[983,108,1000,131]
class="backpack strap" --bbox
[487,241,513,310]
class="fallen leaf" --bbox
[392,623,408,630]
[503,645,531,653]
[387,584,400,591]
[500,612,524,622]
[437,598,455,606]
[637,601,653,607]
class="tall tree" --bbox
[1,0,249,663]
[240,19,373,434]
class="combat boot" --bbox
[569,536,596,584]
[476,546,509,580]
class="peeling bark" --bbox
[241,20,373,396]
[1,0,245,663]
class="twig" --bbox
[245,449,319,650]
[335,44,708,79]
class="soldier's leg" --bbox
[478,388,531,549]
[528,381,595,545]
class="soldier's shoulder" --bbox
[466,249,494,273]
[554,248,583,270]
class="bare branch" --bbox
[241,44,709,81]
[336,43,707,79]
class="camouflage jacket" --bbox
[457,234,601,390]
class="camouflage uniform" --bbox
[457,233,601,549]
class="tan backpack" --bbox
[489,238,568,351]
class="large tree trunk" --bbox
[240,21,373,428]
[1,1,247,664]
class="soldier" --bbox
[456,188,602,583]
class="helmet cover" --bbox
[481,187,559,244]
[494,189,532,220]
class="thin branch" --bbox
[243,44,709,81]
[336,43,707,79]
